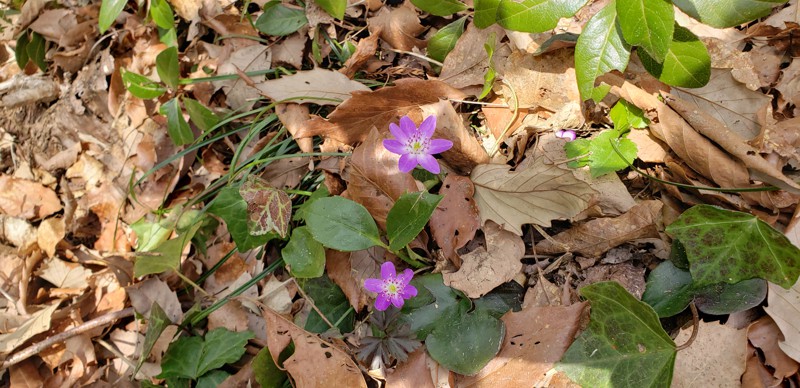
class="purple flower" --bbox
[383,116,453,174]
[364,262,418,311]
[555,129,577,141]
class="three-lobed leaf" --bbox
[387,192,442,252]
[575,0,630,101]
[616,0,673,62]
[158,328,254,380]
[638,25,710,88]
[159,98,194,146]
[425,311,505,376]
[609,99,649,131]
[410,0,467,16]
[496,0,590,33]
[305,196,382,251]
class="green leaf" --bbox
[565,138,591,168]
[557,282,676,387]
[282,226,325,278]
[642,260,695,317]
[428,17,466,64]
[208,186,275,252]
[159,26,178,47]
[609,99,649,131]
[158,328,254,380]
[387,192,442,252]
[410,0,467,16]
[196,370,230,388]
[253,347,288,388]
[149,0,174,29]
[638,25,710,88]
[135,302,172,376]
[255,1,308,37]
[134,236,182,277]
[471,281,524,318]
[313,0,346,19]
[586,129,637,177]
[672,0,787,28]
[121,69,167,99]
[401,273,470,338]
[99,0,127,32]
[473,0,500,28]
[305,196,382,251]
[616,0,673,62]
[15,32,30,69]
[239,175,292,238]
[159,98,194,146]
[575,0,630,101]
[693,278,767,315]
[300,275,354,333]
[426,312,505,375]
[27,32,46,71]
[293,184,330,221]
[665,205,800,288]
[479,32,497,100]
[496,0,589,33]
[183,97,221,132]
[156,47,180,88]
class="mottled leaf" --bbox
[239,175,292,238]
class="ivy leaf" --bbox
[586,129,638,178]
[665,205,800,288]
[239,175,292,238]
[305,196,382,251]
[313,0,346,19]
[616,0,673,62]
[410,0,467,16]
[557,282,676,387]
[427,17,467,64]
[575,0,630,101]
[638,25,710,88]
[281,226,325,278]
[386,192,442,252]
[207,186,275,252]
[496,0,590,33]
[159,98,194,146]
[158,328,254,380]
[473,0,500,28]
[672,0,788,28]
[255,1,308,36]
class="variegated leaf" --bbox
[239,176,292,238]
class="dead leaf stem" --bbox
[489,80,519,158]
[676,303,699,351]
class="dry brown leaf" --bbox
[298,78,466,145]
[775,60,800,115]
[326,247,382,310]
[580,262,647,299]
[764,0,799,28]
[260,156,309,190]
[208,300,250,333]
[747,316,800,380]
[37,217,65,258]
[9,359,44,387]
[671,321,748,388]
[471,136,596,235]
[204,14,260,49]
[261,276,293,315]
[457,302,587,387]
[429,175,480,267]
[272,32,307,69]
[742,343,782,387]
[500,49,580,111]
[169,0,203,20]
[37,257,91,289]
[443,221,524,298]
[0,215,38,251]
[255,68,370,106]
[212,44,271,111]
[367,4,425,51]
[626,128,668,163]
[0,303,59,354]
[418,100,489,174]
[385,348,436,388]
[262,306,367,388]
[439,24,506,91]
[481,97,530,141]
[765,280,800,363]
[523,271,563,308]
[126,278,183,323]
[0,175,62,220]
[534,200,662,257]
[340,33,380,79]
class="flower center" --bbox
[383,279,403,296]
[406,134,429,155]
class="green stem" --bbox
[332,306,354,329]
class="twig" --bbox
[676,303,699,351]
[385,48,444,67]
[0,307,135,371]
[292,279,337,329]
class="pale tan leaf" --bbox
[385,348,436,388]
[0,303,59,354]
[212,44,271,111]
[747,316,799,380]
[255,68,370,106]
[37,217,65,258]
[671,321,748,388]
[0,175,62,220]
[764,0,799,28]
[765,280,800,363]
[272,32,307,69]
[367,4,425,51]
[37,257,91,289]
[439,24,506,91]
[499,48,580,111]
[127,278,183,323]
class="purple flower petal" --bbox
[383,139,407,155]
[397,154,417,173]
[390,293,405,308]
[380,261,396,279]
[400,284,418,299]
[397,268,414,284]
[418,154,441,174]
[364,278,384,293]
[389,123,410,143]
[428,139,453,154]
[418,115,436,138]
[556,129,576,141]
[399,116,417,138]
[374,294,391,311]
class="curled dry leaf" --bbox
[429,175,481,267]
[255,68,370,106]
[534,200,663,258]
[671,322,748,388]
[367,3,425,51]
[326,247,383,311]
[275,103,314,153]
[262,306,368,388]
[340,33,381,79]
[747,316,799,380]
[37,217,65,258]
[765,280,800,363]
[0,175,62,220]
[443,221,524,298]
[418,100,489,174]
[297,78,466,145]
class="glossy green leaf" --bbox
[305,196,382,251]
[208,186,275,252]
[150,0,174,29]
[156,47,180,88]
[496,0,589,33]
[134,302,172,376]
[314,0,346,19]
[282,226,325,278]
[575,0,630,101]
[293,185,330,221]
[471,281,524,318]
[426,312,505,375]
[638,25,710,88]
[473,0,501,28]
[159,98,194,146]
[401,273,470,338]
[479,32,497,99]
[616,0,673,62]
[121,69,167,99]
[255,2,308,37]
[557,282,676,387]
[239,175,292,238]
[253,347,288,388]
[642,260,695,317]
[693,278,767,315]
[665,205,800,288]
[301,275,354,333]
[410,0,467,16]
[673,0,787,28]
[387,192,442,252]
[27,32,46,71]
[428,17,466,64]
[15,32,30,69]
[99,0,127,32]
[183,97,221,132]
[158,328,254,380]
[609,99,649,131]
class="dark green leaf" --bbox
[282,226,325,278]
[401,273,470,338]
[472,281,524,318]
[473,0,500,28]
[426,312,505,375]
[293,185,330,221]
[410,0,467,16]
[99,0,127,32]
[575,0,630,100]
[196,370,230,388]
[253,347,288,388]
[158,328,254,380]
[301,275,354,333]
[694,278,767,315]
[121,69,167,99]
[665,205,800,288]
[638,25,710,88]
[15,32,30,69]
[313,0,346,19]
[672,0,787,28]
[255,2,308,37]
[642,261,694,317]
[616,0,673,62]
[427,17,466,64]
[208,186,275,252]
[27,32,46,71]
[156,47,180,88]
[183,97,221,132]
[387,192,442,252]
[557,282,676,387]
[496,0,589,33]
[150,0,174,29]
[159,98,194,146]
[305,196,382,251]
[134,303,173,376]
[239,175,292,238]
